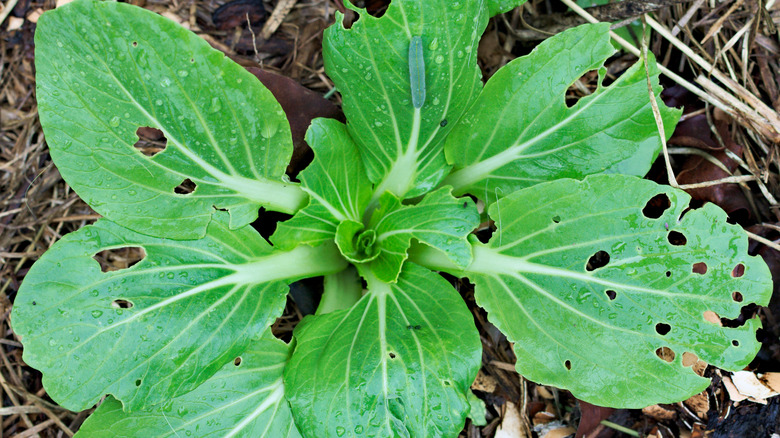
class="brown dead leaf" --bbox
[246,68,344,176]
[575,401,615,438]
[684,391,710,420]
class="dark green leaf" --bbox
[11,217,346,411]
[285,263,481,436]
[324,0,490,198]
[36,0,306,239]
[442,23,680,200]
[75,332,301,437]
[465,174,771,407]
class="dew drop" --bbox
[434,55,445,64]
[336,427,345,436]
[177,70,189,77]
[109,116,121,127]
[91,310,103,318]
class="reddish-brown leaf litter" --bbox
[2,0,780,436]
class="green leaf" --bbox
[368,187,479,282]
[466,390,487,427]
[285,263,482,437]
[324,0,490,199]
[273,119,371,249]
[465,174,772,407]
[35,0,306,239]
[442,23,680,200]
[335,220,381,264]
[10,217,346,411]
[488,0,528,15]
[75,331,301,438]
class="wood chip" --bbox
[471,369,498,393]
[496,401,528,438]
[642,404,677,421]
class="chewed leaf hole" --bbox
[665,271,672,277]
[656,347,675,363]
[682,352,699,367]
[703,310,723,326]
[93,246,146,273]
[732,264,745,278]
[566,70,598,108]
[234,357,242,366]
[586,250,610,271]
[111,299,134,309]
[133,127,166,157]
[732,340,740,346]
[564,360,572,370]
[174,179,197,195]
[552,215,561,224]
[605,290,617,300]
[135,379,142,386]
[655,323,671,336]
[388,352,397,359]
[667,231,687,246]
[642,193,671,219]
[732,291,744,302]
[692,262,708,275]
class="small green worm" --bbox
[409,35,426,109]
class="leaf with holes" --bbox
[11,216,345,411]
[74,331,301,438]
[284,263,481,437]
[442,23,680,200]
[35,0,307,239]
[15,0,774,435]
[412,174,771,407]
[323,0,490,199]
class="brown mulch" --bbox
[2,0,780,437]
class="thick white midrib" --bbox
[222,382,285,438]
[84,244,345,336]
[470,246,723,301]
[104,67,305,212]
[368,108,423,209]
[443,69,634,193]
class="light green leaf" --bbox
[464,174,772,407]
[273,119,371,249]
[75,332,301,438]
[467,391,487,427]
[285,263,482,437]
[488,0,528,15]
[324,0,490,199]
[10,217,346,411]
[442,23,680,200]
[368,187,479,282]
[35,0,306,239]
[335,220,381,264]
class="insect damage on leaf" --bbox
[13,0,771,436]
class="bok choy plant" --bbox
[12,0,771,436]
